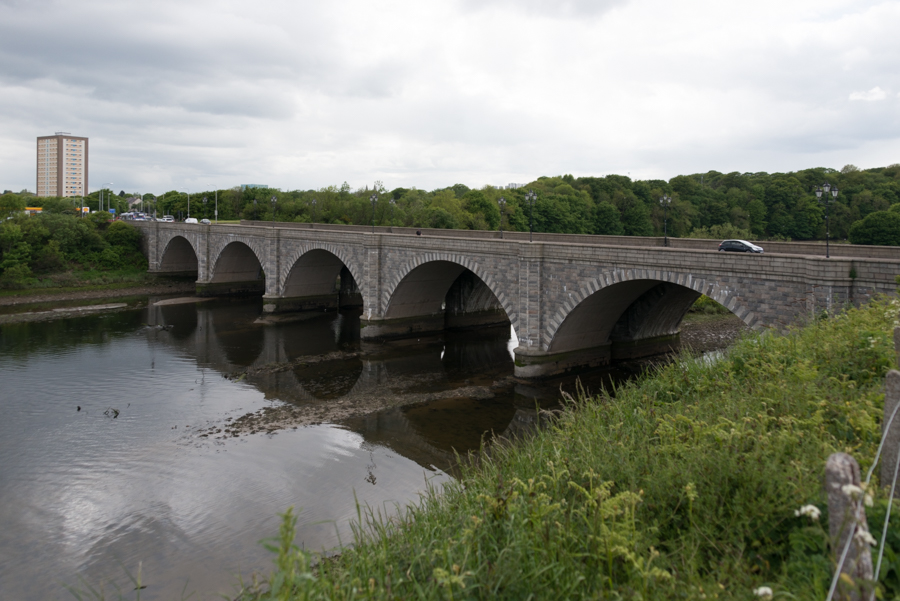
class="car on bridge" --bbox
[185,217,199,224]
[161,215,175,222]
[718,239,764,253]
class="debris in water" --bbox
[103,407,120,418]
[77,406,81,411]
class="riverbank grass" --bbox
[241,296,900,600]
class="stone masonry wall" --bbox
[136,223,900,353]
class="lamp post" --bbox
[271,195,277,225]
[312,198,317,224]
[525,189,537,242]
[208,183,218,223]
[370,190,378,233]
[659,194,672,247]
[181,188,191,218]
[389,198,396,232]
[101,182,113,213]
[815,183,839,259]
[498,196,506,238]
[202,196,208,221]
[253,198,258,221]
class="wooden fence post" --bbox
[883,370,900,497]
[826,453,874,601]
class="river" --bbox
[0,295,743,600]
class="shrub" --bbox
[849,211,900,246]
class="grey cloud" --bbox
[458,0,628,18]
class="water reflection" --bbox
[0,297,532,601]
[0,295,663,600]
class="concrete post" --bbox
[825,452,874,601]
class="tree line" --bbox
[4,163,900,246]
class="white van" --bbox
[185,217,198,224]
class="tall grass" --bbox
[241,297,900,600]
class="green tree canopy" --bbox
[593,201,624,235]
[848,211,900,246]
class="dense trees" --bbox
[849,211,900,246]
[0,212,146,287]
[223,164,896,244]
[4,163,900,254]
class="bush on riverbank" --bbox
[0,214,147,289]
[240,296,900,600]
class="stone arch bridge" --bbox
[135,222,900,378]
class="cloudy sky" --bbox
[1,0,898,194]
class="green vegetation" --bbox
[201,164,900,244]
[0,211,147,289]
[850,211,900,246]
[237,296,900,600]
[7,163,900,245]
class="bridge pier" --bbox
[197,279,266,296]
[513,332,682,378]
[262,293,339,314]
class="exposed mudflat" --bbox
[680,312,749,354]
[0,280,195,308]
[195,313,748,442]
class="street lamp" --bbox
[253,198,258,221]
[525,189,537,242]
[389,198,396,232]
[815,183,839,259]
[659,194,672,247]
[312,198,317,224]
[101,182,113,213]
[370,190,378,233]
[498,196,506,239]
[202,196,208,221]
[208,183,218,224]
[181,188,191,218]
[271,195,277,225]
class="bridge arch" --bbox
[278,244,366,308]
[208,241,266,292]
[158,234,199,275]
[383,253,517,333]
[545,269,758,353]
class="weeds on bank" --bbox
[229,297,900,599]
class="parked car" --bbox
[162,215,175,222]
[185,217,198,224]
[200,218,211,225]
[718,239,764,253]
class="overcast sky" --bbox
[1,0,898,194]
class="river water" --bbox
[0,296,638,600]
[0,295,742,600]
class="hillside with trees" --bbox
[3,163,900,288]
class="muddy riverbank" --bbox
[0,280,196,309]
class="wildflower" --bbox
[794,504,821,521]
[855,528,877,547]
[753,586,773,598]
[842,484,863,498]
